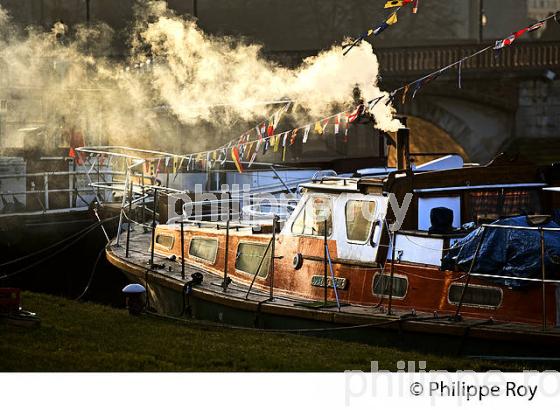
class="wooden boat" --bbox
[106,130,560,356]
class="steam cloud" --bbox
[0,0,401,152]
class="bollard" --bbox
[122,283,146,315]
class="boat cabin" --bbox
[151,155,560,327]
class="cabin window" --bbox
[155,234,174,250]
[291,196,333,237]
[345,200,376,242]
[235,242,270,278]
[189,237,218,263]
[418,196,461,231]
[372,274,408,299]
[448,284,502,309]
[467,190,540,223]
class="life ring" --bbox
[292,253,304,270]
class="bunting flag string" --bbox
[136,12,560,175]
[368,11,560,114]
[343,0,423,57]
[343,9,401,56]
[494,21,545,51]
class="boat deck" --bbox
[108,229,560,353]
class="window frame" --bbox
[447,283,503,310]
[235,241,271,279]
[290,195,334,239]
[345,199,377,244]
[188,236,219,264]
[155,233,175,250]
[372,273,409,300]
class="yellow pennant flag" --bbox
[273,135,280,152]
[386,12,398,25]
[385,0,402,8]
[385,0,409,8]
[314,121,323,135]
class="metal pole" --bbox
[540,227,547,330]
[269,215,278,301]
[96,156,100,200]
[150,188,158,267]
[454,227,487,319]
[245,237,273,299]
[270,165,294,194]
[326,245,341,312]
[324,219,328,306]
[223,218,230,291]
[141,166,146,226]
[125,180,133,258]
[387,229,397,315]
[180,221,185,280]
[115,167,129,247]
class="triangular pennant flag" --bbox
[263,137,270,154]
[411,81,422,100]
[528,21,545,32]
[290,128,299,145]
[374,12,398,35]
[401,85,410,105]
[412,0,420,13]
[322,118,330,133]
[249,151,257,168]
[314,121,323,135]
[273,135,280,152]
[282,131,289,147]
[267,122,274,137]
[334,114,340,134]
[458,60,463,89]
[302,125,311,143]
[384,0,412,8]
[231,147,244,173]
[384,0,403,8]
[368,96,384,110]
[348,104,364,123]
[245,142,254,161]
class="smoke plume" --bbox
[0,1,401,152]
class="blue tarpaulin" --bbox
[443,216,560,288]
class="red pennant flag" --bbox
[231,147,244,173]
[347,104,365,123]
[290,128,299,145]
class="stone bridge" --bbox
[375,41,560,163]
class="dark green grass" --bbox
[0,292,527,372]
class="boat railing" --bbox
[453,223,560,330]
[0,168,118,214]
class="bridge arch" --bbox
[401,95,514,163]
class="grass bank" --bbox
[0,292,523,372]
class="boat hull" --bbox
[107,245,560,358]
[0,209,127,304]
